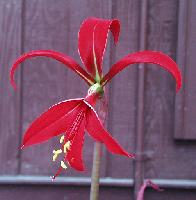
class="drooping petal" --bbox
[102,51,182,92]
[86,108,134,158]
[10,50,95,89]
[66,118,86,171]
[22,99,83,147]
[78,17,120,78]
[137,180,163,200]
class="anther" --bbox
[52,149,62,162]
[64,141,71,153]
[60,135,64,144]
[61,161,67,169]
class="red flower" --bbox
[21,92,133,179]
[10,17,182,178]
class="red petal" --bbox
[66,118,86,171]
[86,108,134,158]
[22,99,83,147]
[84,92,100,107]
[78,17,120,77]
[102,51,182,92]
[137,180,163,200]
[10,50,95,89]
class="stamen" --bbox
[61,161,67,169]
[51,167,63,181]
[64,141,71,153]
[60,135,65,144]
[51,108,84,179]
[52,149,62,161]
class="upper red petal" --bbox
[10,50,95,90]
[66,117,86,171]
[78,17,120,77]
[86,108,134,158]
[102,51,182,92]
[22,99,83,147]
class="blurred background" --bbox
[0,0,196,199]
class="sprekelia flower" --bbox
[10,17,182,179]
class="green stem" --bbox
[90,92,108,200]
[90,141,102,200]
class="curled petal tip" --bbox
[10,73,17,90]
[10,63,19,90]
[78,167,85,172]
[176,82,182,93]
[129,153,136,159]
[12,83,17,91]
[114,35,119,45]
[69,162,85,171]
[67,157,86,171]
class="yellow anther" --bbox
[60,135,65,144]
[61,161,67,169]
[52,149,62,162]
[64,141,71,153]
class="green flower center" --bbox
[88,83,104,96]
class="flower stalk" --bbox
[90,141,102,200]
[90,91,108,200]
